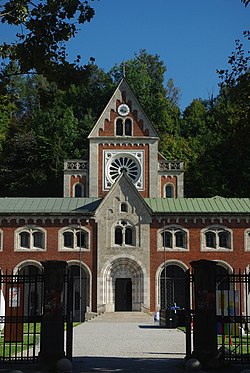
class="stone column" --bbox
[190,259,217,363]
[39,260,67,366]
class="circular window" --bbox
[107,155,140,184]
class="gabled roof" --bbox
[88,78,159,138]
[145,196,250,214]
[95,171,152,216]
[0,198,102,215]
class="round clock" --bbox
[117,103,130,116]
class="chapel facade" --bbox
[0,78,249,319]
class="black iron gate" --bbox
[0,268,73,365]
[186,267,250,364]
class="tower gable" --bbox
[88,78,159,139]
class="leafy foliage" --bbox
[0,0,97,86]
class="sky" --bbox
[1,0,250,110]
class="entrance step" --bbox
[88,311,153,323]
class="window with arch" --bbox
[115,118,132,136]
[201,226,232,251]
[165,184,174,198]
[114,220,135,246]
[160,226,188,251]
[60,227,89,251]
[15,227,46,251]
[244,229,250,251]
[74,183,84,197]
[120,202,128,212]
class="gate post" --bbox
[39,260,67,366]
[190,259,217,364]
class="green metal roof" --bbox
[0,196,249,215]
[144,197,250,214]
[0,198,102,214]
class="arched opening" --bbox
[68,264,89,321]
[160,265,186,309]
[74,183,84,197]
[125,119,132,136]
[18,264,43,316]
[116,119,123,136]
[165,184,174,198]
[103,257,144,312]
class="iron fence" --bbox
[0,269,73,365]
[186,269,250,364]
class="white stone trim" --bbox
[14,226,47,252]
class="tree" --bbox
[0,0,97,86]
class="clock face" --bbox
[117,104,130,116]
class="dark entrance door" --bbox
[115,278,132,311]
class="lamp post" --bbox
[79,222,82,322]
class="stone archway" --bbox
[103,257,144,312]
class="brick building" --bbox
[0,78,250,318]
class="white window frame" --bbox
[15,226,46,251]
[158,225,189,251]
[201,225,233,251]
[244,228,250,251]
[58,226,90,251]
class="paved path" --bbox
[72,312,249,373]
[72,312,187,372]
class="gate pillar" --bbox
[190,259,217,363]
[39,260,67,366]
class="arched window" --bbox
[33,231,43,248]
[60,227,89,250]
[20,232,30,248]
[175,231,185,248]
[165,184,174,198]
[114,220,135,246]
[64,232,74,248]
[116,118,133,136]
[115,227,123,245]
[205,231,216,248]
[161,227,187,250]
[125,227,133,245]
[16,227,46,250]
[162,231,172,248]
[74,183,83,197]
[218,231,230,249]
[116,119,123,136]
[125,119,132,136]
[120,203,128,212]
[202,226,232,250]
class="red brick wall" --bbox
[149,218,250,311]
[98,99,148,137]
[160,176,177,197]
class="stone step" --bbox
[88,311,154,323]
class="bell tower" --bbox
[63,78,184,198]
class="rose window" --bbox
[104,151,144,190]
[108,156,140,182]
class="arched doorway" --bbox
[68,264,89,321]
[160,265,186,309]
[103,257,144,312]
